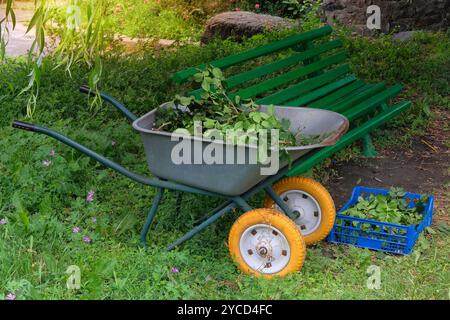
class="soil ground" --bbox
[324,107,450,226]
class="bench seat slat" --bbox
[327,83,376,107]
[330,83,386,113]
[342,84,403,121]
[233,51,348,100]
[256,64,350,105]
[285,75,356,106]
[307,80,365,108]
[172,25,333,83]
[287,100,412,176]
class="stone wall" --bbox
[321,0,450,34]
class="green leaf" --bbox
[261,120,271,128]
[26,8,42,34]
[212,67,223,79]
[249,112,261,123]
[201,81,210,92]
[178,96,193,106]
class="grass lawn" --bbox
[0,27,449,299]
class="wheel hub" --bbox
[276,190,322,235]
[256,243,271,258]
[239,224,291,274]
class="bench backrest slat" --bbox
[233,51,347,100]
[172,25,333,84]
[256,64,350,105]
[285,75,356,106]
[225,39,342,89]
[187,39,343,99]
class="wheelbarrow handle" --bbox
[79,84,92,95]
[12,120,37,132]
[11,120,218,197]
[79,85,138,123]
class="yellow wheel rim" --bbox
[264,176,336,245]
[228,208,306,278]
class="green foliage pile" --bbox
[341,188,428,225]
[155,66,298,149]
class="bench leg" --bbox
[362,134,378,157]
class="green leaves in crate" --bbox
[341,188,427,226]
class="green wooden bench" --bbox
[172,25,412,177]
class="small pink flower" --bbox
[255,3,260,9]
[72,226,81,233]
[86,190,95,202]
[91,217,97,224]
[42,159,52,167]
[83,235,92,243]
[49,149,56,156]
[0,218,8,225]
[235,7,241,11]
[171,267,180,273]
[5,293,16,300]
[111,140,117,146]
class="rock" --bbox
[320,0,450,35]
[201,11,297,44]
[392,31,418,42]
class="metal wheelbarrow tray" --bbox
[133,103,348,196]
[12,86,348,276]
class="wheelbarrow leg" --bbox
[167,197,252,251]
[140,188,165,248]
[264,186,299,220]
[232,196,252,212]
[193,200,231,226]
[167,201,235,251]
[175,191,183,213]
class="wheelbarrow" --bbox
[12,86,348,277]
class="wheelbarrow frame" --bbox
[13,86,315,251]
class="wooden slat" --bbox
[327,83,374,106]
[308,80,365,108]
[285,75,356,106]
[256,64,350,105]
[225,39,342,88]
[233,51,348,100]
[172,26,333,83]
[287,100,412,176]
[343,84,403,121]
[329,83,386,113]
[188,39,342,99]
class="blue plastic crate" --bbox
[327,186,434,255]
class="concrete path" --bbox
[1,9,35,57]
